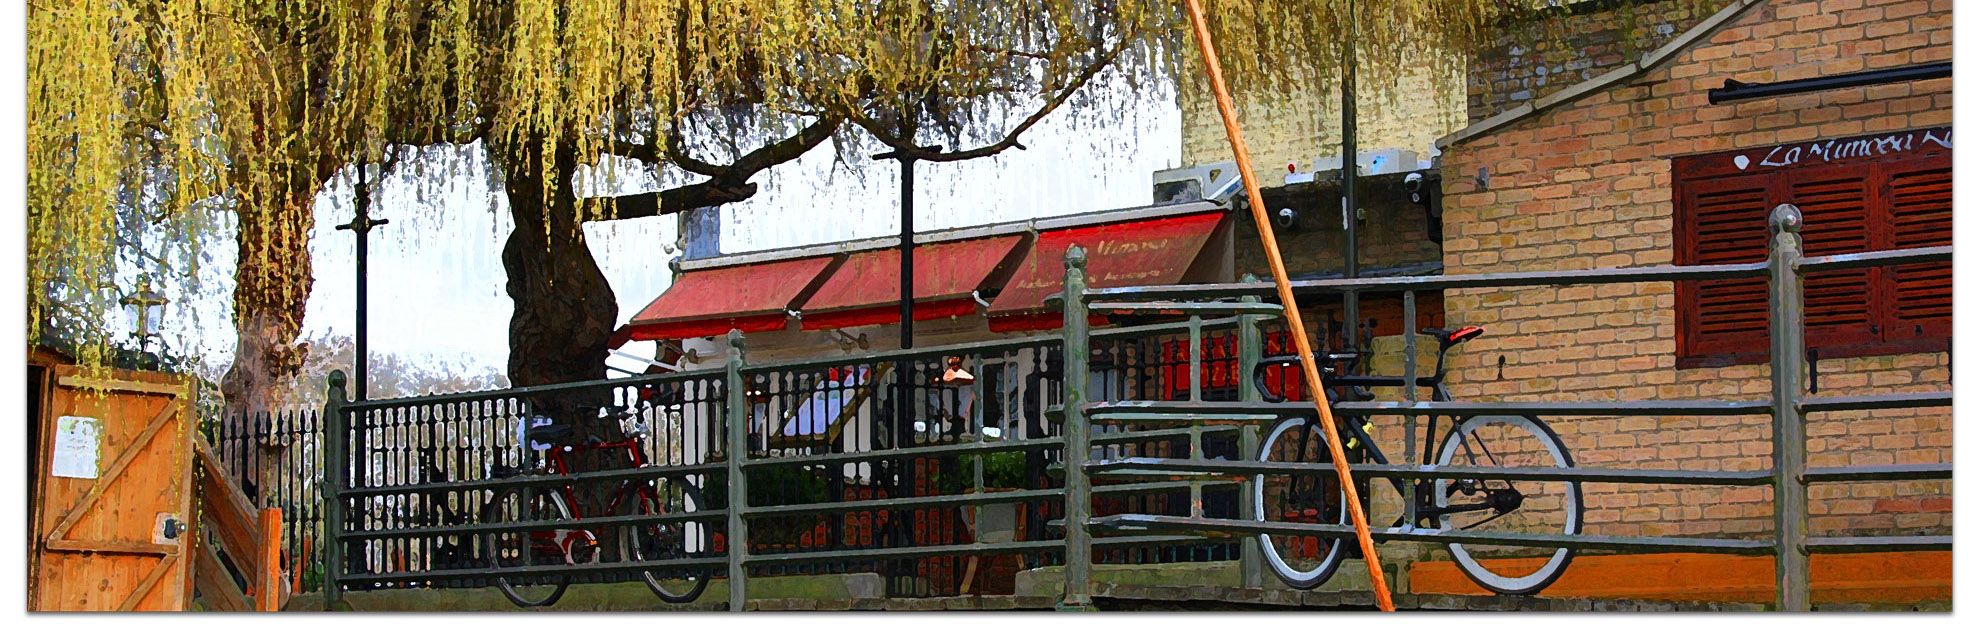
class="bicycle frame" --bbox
[1269,342,1507,530]
[516,435,661,560]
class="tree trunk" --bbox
[498,141,619,393]
[497,138,621,439]
[221,188,315,417]
[220,182,316,508]
[497,139,628,521]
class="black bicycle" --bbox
[1250,326,1581,595]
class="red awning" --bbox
[800,236,1024,331]
[621,256,835,341]
[988,212,1224,332]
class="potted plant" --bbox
[951,451,1029,594]
[700,465,834,550]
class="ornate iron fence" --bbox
[206,410,328,593]
[316,315,1260,603]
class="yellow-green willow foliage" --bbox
[29,0,1528,369]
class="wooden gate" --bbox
[29,364,195,611]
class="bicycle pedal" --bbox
[1344,422,1376,449]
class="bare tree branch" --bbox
[849,37,1128,163]
[601,115,842,219]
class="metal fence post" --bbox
[322,370,348,611]
[1235,275,1264,590]
[1059,246,1095,610]
[1767,203,1810,611]
[724,330,750,611]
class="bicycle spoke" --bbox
[1457,431,1515,492]
[1254,418,1350,589]
[1434,415,1580,595]
[1458,506,1514,531]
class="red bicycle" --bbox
[483,405,711,607]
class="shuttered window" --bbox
[1673,127,1951,367]
[1887,164,1954,337]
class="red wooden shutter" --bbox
[1885,159,1953,338]
[1786,166,1880,348]
[1676,128,1951,365]
[1679,173,1775,358]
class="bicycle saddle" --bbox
[571,403,632,417]
[526,420,577,446]
[1421,326,1485,348]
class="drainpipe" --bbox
[1340,0,1360,356]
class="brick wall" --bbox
[1436,0,1951,542]
[1178,61,1464,188]
[1467,0,1728,123]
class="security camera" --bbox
[1405,172,1426,204]
[1274,207,1300,231]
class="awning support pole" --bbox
[1178,0,1395,611]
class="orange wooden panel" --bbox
[256,508,284,612]
[1409,551,1951,604]
[30,366,193,611]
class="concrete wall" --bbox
[1436,0,1951,540]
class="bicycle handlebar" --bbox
[1251,333,1464,403]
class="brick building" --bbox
[1176,61,1464,190]
[1169,41,1466,342]
[1433,0,1951,544]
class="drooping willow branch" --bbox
[30,0,1535,376]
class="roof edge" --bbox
[676,200,1227,272]
[1436,0,1773,151]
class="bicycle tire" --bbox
[1251,417,1353,590]
[618,479,713,603]
[1432,414,1581,596]
[483,486,575,607]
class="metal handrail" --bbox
[1060,203,1953,612]
[342,368,726,411]
[1087,457,1778,486]
[316,204,1952,612]
[1085,262,1770,300]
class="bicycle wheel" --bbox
[482,486,577,607]
[618,479,712,603]
[1252,417,1353,589]
[1432,414,1581,595]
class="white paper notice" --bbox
[52,416,102,479]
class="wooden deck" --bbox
[1408,551,1952,606]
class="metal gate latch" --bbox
[155,513,183,543]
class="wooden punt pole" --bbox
[1178,0,1395,611]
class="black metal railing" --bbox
[314,203,1949,611]
[316,315,1249,606]
[206,410,328,593]
[331,371,728,592]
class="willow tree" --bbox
[469,0,1537,390]
[25,2,454,416]
[30,0,1528,401]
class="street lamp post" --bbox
[871,144,944,349]
[872,139,940,583]
[336,163,389,401]
[120,273,169,355]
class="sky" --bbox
[151,78,1185,381]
